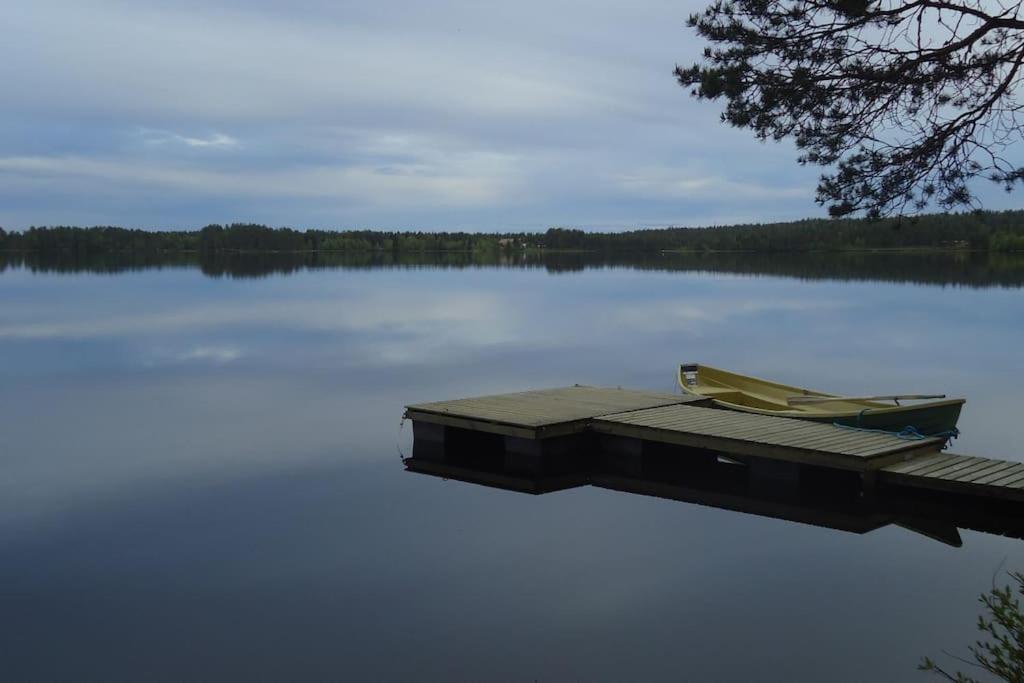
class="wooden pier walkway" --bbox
[405,385,1023,507]
[881,452,1024,502]
[407,385,941,469]
[405,385,707,440]
[592,402,941,471]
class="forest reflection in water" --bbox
[4,249,1024,288]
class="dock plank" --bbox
[878,452,952,475]
[593,403,941,470]
[917,456,990,479]
[906,455,984,478]
[946,460,1014,483]
[986,467,1024,487]
[786,430,900,453]
[956,461,1022,484]
[406,386,707,438]
[881,453,1024,502]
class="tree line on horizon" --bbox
[3,210,1024,254]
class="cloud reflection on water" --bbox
[1,262,1024,682]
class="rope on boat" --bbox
[832,421,960,449]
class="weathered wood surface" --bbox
[881,452,1024,501]
[405,385,708,439]
[406,385,1024,509]
[592,404,943,471]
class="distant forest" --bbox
[3,210,1024,254]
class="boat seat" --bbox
[700,387,792,411]
[697,388,746,401]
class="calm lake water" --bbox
[2,252,1023,681]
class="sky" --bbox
[1,0,1019,232]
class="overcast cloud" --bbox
[2,0,1017,231]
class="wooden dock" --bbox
[405,385,1024,508]
[881,452,1024,502]
[592,402,941,471]
[406,385,707,440]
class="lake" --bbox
[2,252,1023,681]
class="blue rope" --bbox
[832,421,960,447]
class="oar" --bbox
[787,394,946,405]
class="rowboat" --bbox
[677,363,964,435]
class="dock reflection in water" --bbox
[405,433,1024,549]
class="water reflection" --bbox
[4,249,1024,288]
[3,254,1024,680]
[406,435,1024,548]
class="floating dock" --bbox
[882,452,1024,502]
[405,385,706,441]
[591,402,940,471]
[405,385,1024,507]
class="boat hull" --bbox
[679,363,965,436]
[717,399,965,435]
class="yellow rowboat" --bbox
[677,363,965,435]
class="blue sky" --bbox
[2,0,1019,231]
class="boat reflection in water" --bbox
[404,431,1024,548]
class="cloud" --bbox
[177,345,244,363]
[615,168,812,201]
[0,291,518,344]
[179,133,238,148]
[0,0,837,229]
[2,1,617,124]
[0,153,519,209]
[139,129,240,148]
[610,294,855,333]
